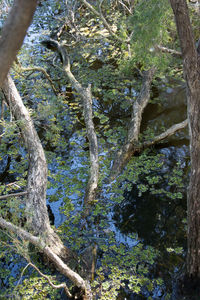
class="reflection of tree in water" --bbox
[113,146,189,252]
[114,186,186,250]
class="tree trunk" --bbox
[170,0,200,279]
[0,0,38,86]
[2,75,92,297]
[2,75,73,261]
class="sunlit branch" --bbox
[143,119,188,148]
[0,216,87,291]
[80,0,125,43]
[15,64,58,94]
[155,45,182,57]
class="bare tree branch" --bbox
[143,119,188,148]
[0,191,28,200]
[2,75,76,264]
[110,67,156,180]
[0,0,38,86]
[42,40,99,206]
[64,59,99,206]
[2,75,50,234]
[155,45,182,57]
[15,64,58,94]
[0,216,87,292]
[118,0,133,14]
[15,262,72,298]
[80,0,125,43]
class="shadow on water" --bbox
[112,82,189,298]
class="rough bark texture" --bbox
[3,75,50,233]
[170,0,200,278]
[110,67,156,180]
[0,217,88,294]
[0,0,37,86]
[42,40,99,206]
[2,76,91,297]
[2,76,74,262]
[62,47,99,206]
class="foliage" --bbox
[0,0,191,298]
[92,241,161,299]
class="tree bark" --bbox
[110,67,156,180]
[63,64,99,206]
[0,0,38,86]
[170,0,200,279]
[0,217,88,295]
[2,76,73,261]
[42,40,99,206]
[2,75,92,297]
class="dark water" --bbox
[0,78,189,298]
[113,81,189,299]
[0,2,189,297]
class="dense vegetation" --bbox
[0,0,199,299]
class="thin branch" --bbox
[15,262,72,298]
[155,45,182,57]
[118,0,133,14]
[80,0,125,43]
[15,262,30,288]
[15,65,58,95]
[143,119,188,148]
[0,191,28,200]
[0,216,87,291]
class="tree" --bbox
[170,0,200,294]
[0,1,91,299]
[0,0,38,86]
[0,0,193,298]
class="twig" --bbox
[80,0,125,43]
[0,216,87,291]
[15,262,72,298]
[155,45,182,57]
[15,65,58,95]
[0,191,28,200]
[118,0,133,14]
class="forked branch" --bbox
[0,217,87,293]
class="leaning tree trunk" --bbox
[170,0,200,278]
[2,75,73,261]
[2,75,92,298]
